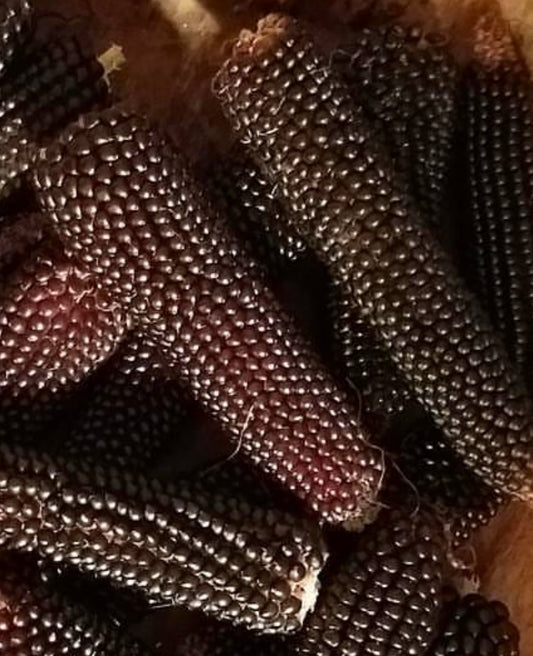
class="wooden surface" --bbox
[32,0,533,652]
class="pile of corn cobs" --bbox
[0,0,529,654]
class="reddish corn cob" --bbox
[31,107,384,527]
[293,506,446,656]
[0,552,153,656]
[0,34,108,197]
[397,423,505,546]
[0,442,327,633]
[462,32,533,380]
[0,241,126,394]
[64,333,186,469]
[0,240,127,442]
[214,14,533,502]
[0,0,32,75]
[428,590,519,656]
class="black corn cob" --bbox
[209,152,307,274]
[0,0,32,75]
[211,152,410,420]
[0,442,328,633]
[0,241,127,442]
[428,590,520,655]
[328,23,459,419]
[0,552,152,656]
[214,14,533,502]
[208,154,331,354]
[31,107,384,527]
[397,423,505,546]
[328,280,412,420]
[293,506,446,656]
[64,333,186,470]
[0,34,108,197]
[463,30,533,379]
[334,24,459,238]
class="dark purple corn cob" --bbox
[463,30,533,380]
[178,624,288,656]
[0,442,328,633]
[0,34,108,197]
[328,23,459,419]
[31,107,384,527]
[293,506,446,656]
[211,152,410,420]
[334,24,459,237]
[0,240,127,442]
[64,332,186,470]
[0,0,32,75]
[397,423,505,546]
[214,14,533,502]
[0,552,152,656]
[209,153,307,274]
[328,280,412,420]
[428,590,520,655]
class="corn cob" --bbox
[0,0,32,75]
[397,422,505,546]
[209,153,307,274]
[328,280,412,419]
[208,155,332,354]
[214,14,533,501]
[328,24,459,418]
[0,240,127,443]
[428,590,519,656]
[293,506,446,656]
[31,107,383,527]
[40,560,150,627]
[0,240,126,395]
[0,442,327,633]
[64,333,186,470]
[0,552,152,656]
[333,24,459,238]
[0,387,80,446]
[210,152,410,420]
[463,32,533,379]
[0,34,108,198]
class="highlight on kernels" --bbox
[0,2,528,654]
[0,442,328,633]
[30,107,384,527]
[214,13,533,504]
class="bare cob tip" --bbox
[471,12,518,68]
[232,13,292,60]
[294,562,322,625]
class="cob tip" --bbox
[233,13,292,60]
[295,563,322,625]
[472,12,518,67]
